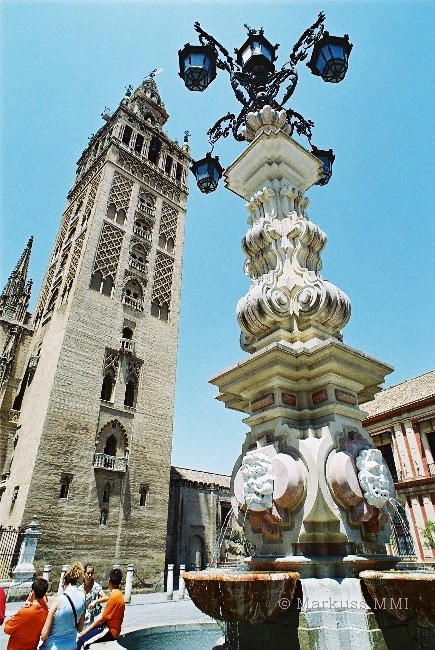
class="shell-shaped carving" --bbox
[242,106,292,142]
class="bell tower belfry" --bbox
[0,76,190,585]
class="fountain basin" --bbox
[181,570,300,623]
[360,570,435,627]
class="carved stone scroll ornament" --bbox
[237,197,351,350]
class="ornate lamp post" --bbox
[178,12,352,191]
[178,12,407,650]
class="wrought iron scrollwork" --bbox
[193,13,326,148]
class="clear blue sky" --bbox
[1,1,434,475]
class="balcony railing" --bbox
[128,257,147,274]
[93,453,128,473]
[137,204,156,218]
[133,225,152,241]
[120,338,135,354]
[121,294,144,312]
[428,463,435,478]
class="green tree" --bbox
[420,521,435,549]
[227,530,255,557]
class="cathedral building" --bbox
[0,76,190,587]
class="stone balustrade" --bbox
[120,338,135,354]
[121,294,144,312]
[93,453,128,473]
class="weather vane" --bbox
[147,67,164,79]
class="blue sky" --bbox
[1,1,434,475]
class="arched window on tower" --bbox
[101,276,114,297]
[148,137,161,165]
[102,482,111,504]
[104,434,117,457]
[160,303,169,322]
[166,237,174,254]
[122,279,143,311]
[165,155,173,175]
[100,508,108,526]
[107,203,116,220]
[101,371,115,402]
[122,327,133,340]
[115,208,126,225]
[122,124,133,146]
[129,244,147,273]
[59,473,73,499]
[151,299,169,322]
[133,216,152,241]
[139,484,149,507]
[90,270,103,292]
[124,379,137,408]
[135,133,144,154]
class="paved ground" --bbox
[0,591,216,649]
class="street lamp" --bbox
[178,12,352,192]
[234,27,278,75]
[311,147,335,186]
[191,153,223,194]
[178,44,217,91]
[307,32,353,83]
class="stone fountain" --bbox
[182,107,435,648]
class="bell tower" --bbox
[0,76,190,586]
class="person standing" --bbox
[40,562,86,650]
[80,565,106,626]
[4,578,49,650]
[0,584,6,625]
[76,568,125,648]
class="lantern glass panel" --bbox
[180,45,216,91]
[192,157,222,194]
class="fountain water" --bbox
[182,105,435,648]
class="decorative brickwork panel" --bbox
[93,223,124,280]
[118,150,181,203]
[85,172,102,213]
[159,203,178,244]
[108,171,133,212]
[151,251,174,307]
[34,265,55,321]
[65,232,86,287]
[68,154,106,203]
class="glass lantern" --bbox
[312,147,335,186]
[235,30,278,76]
[178,44,217,91]
[191,153,223,194]
[307,32,353,83]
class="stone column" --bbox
[57,564,69,595]
[42,564,52,584]
[166,563,174,600]
[124,564,134,603]
[8,518,41,601]
[178,564,185,600]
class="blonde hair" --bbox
[64,562,84,586]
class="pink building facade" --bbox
[363,370,435,562]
